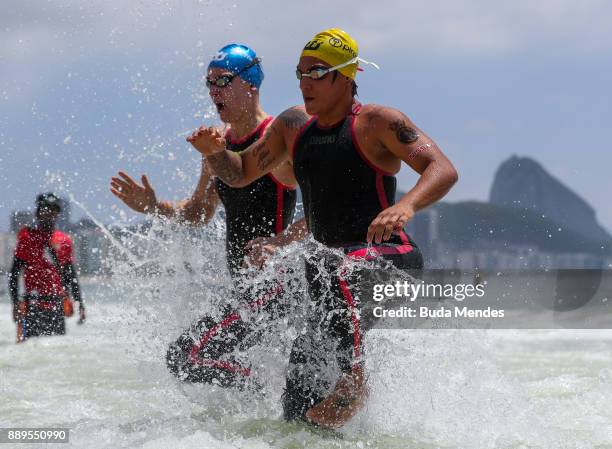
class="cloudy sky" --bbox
[1,0,611,233]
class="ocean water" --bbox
[1,225,611,449]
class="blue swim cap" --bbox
[208,44,264,89]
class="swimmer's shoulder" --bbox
[357,103,399,122]
[274,106,312,131]
[356,103,417,133]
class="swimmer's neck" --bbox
[228,105,269,140]
[314,96,355,127]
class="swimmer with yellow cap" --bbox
[299,28,379,80]
[296,28,379,116]
[187,28,459,430]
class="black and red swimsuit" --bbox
[283,105,424,421]
[166,117,297,387]
[216,116,297,277]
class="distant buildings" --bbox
[0,233,16,273]
[70,222,112,275]
[10,210,34,233]
[410,208,611,270]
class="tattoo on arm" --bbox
[207,151,243,185]
[389,120,419,144]
[251,139,276,172]
[407,143,433,160]
[278,108,310,130]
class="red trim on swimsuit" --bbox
[188,282,283,376]
[345,244,414,261]
[349,114,394,176]
[290,116,317,159]
[338,276,362,366]
[225,116,273,145]
[267,173,296,190]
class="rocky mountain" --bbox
[489,155,611,243]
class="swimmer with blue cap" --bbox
[206,44,265,127]
[112,42,297,225]
[112,44,304,391]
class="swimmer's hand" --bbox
[245,219,309,268]
[245,236,280,269]
[367,202,415,244]
[186,126,225,156]
[110,172,158,214]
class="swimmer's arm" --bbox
[56,260,86,322]
[272,217,309,246]
[193,107,310,187]
[245,218,309,252]
[9,257,26,322]
[8,257,25,304]
[175,159,219,224]
[111,161,219,225]
[378,108,458,212]
[245,218,309,268]
[57,261,82,303]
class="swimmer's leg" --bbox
[166,280,289,388]
[166,305,252,387]
[282,330,336,421]
[305,242,424,428]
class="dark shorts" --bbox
[282,240,423,421]
[22,295,66,339]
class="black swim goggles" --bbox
[206,57,261,88]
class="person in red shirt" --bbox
[9,193,85,340]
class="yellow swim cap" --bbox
[300,28,359,79]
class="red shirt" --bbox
[14,227,74,297]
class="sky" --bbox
[1,0,611,233]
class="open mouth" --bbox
[215,102,225,112]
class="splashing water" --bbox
[2,212,612,448]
